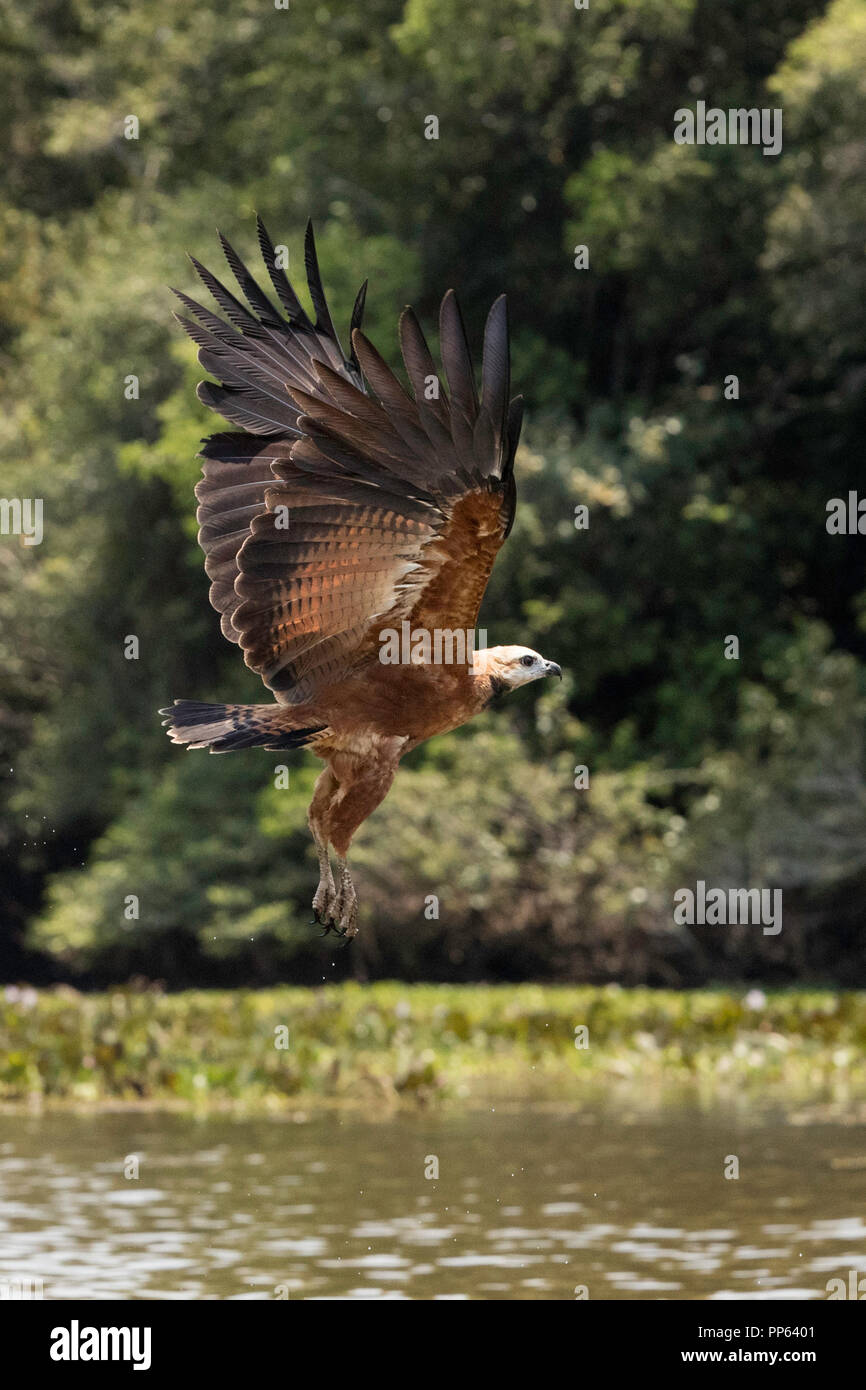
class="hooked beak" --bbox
[544,661,562,680]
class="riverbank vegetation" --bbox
[2,984,864,1115]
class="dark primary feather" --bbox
[348,280,368,374]
[218,230,286,331]
[303,220,340,343]
[439,290,479,425]
[256,214,315,334]
[481,294,510,457]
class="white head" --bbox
[473,644,562,690]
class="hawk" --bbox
[161,221,561,938]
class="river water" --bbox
[0,1108,864,1300]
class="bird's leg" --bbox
[308,767,339,928]
[311,836,336,926]
[320,751,400,941]
[332,856,358,940]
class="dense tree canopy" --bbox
[0,0,863,984]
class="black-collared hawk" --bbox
[161,221,561,938]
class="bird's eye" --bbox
[520,655,535,667]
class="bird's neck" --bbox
[469,651,510,709]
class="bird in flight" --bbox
[161,221,562,939]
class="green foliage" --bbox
[28,622,864,985]
[2,982,864,1111]
[1,0,865,985]
[30,752,328,981]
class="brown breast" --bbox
[313,659,482,747]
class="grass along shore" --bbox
[1,983,864,1116]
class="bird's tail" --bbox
[159,700,326,753]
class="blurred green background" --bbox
[1,0,864,989]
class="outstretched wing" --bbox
[176,219,367,650]
[179,222,523,703]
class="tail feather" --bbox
[159,700,325,753]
